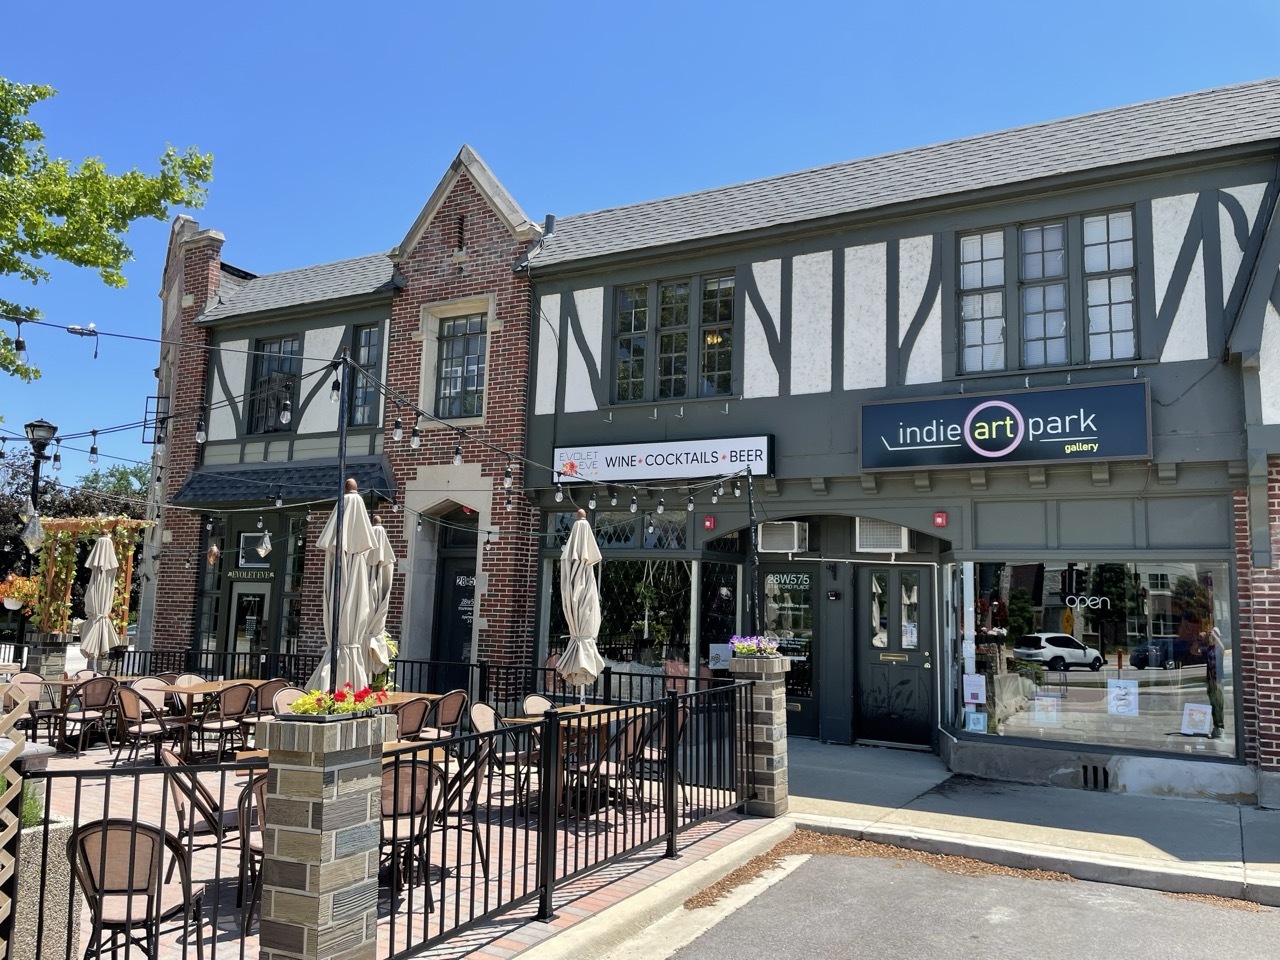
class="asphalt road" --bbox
[671,856,1280,960]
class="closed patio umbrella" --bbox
[306,485,378,692]
[557,509,605,706]
[80,534,119,670]
[366,517,397,678]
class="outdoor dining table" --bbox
[156,677,272,759]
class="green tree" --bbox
[0,76,213,379]
[1006,587,1034,644]
[78,464,151,501]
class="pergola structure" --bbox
[32,517,152,637]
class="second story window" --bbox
[436,314,486,418]
[350,323,382,426]
[614,272,736,403]
[250,336,300,434]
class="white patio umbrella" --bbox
[306,488,378,692]
[80,534,119,670]
[557,509,605,707]
[366,518,397,678]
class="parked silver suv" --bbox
[1013,632,1104,672]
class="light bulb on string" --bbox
[256,515,264,529]
[656,498,665,514]
[711,490,719,504]
[687,496,694,512]
[483,531,492,551]
[588,490,597,510]
[274,489,283,508]
[88,430,99,464]
[194,408,207,445]
[555,482,564,503]
[503,462,513,489]
[505,496,513,512]
[0,439,6,461]
[14,322,28,365]
[51,439,62,473]
[392,415,403,442]
[279,394,293,425]
[205,518,213,533]
[610,487,618,507]
[392,501,401,513]
[453,442,463,467]
[416,516,423,533]
[734,480,741,498]
[306,509,314,523]
[409,423,421,449]
[629,495,638,514]
[646,514,655,535]
[329,373,341,402]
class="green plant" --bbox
[289,683,389,716]
[20,783,42,828]
[1006,588,1034,644]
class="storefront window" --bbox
[951,560,1235,757]
[764,570,814,699]
[699,561,740,671]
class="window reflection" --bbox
[954,560,1235,757]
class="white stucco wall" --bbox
[1220,183,1268,309]
[534,293,560,415]
[209,339,247,441]
[899,236,941,384]
[1260,296,1280,424]
[844,242,887,390]
[744,259,781,399]
[564,288,603,412]
[790,252,832,395]
[297,326,345,434]
[1153,193,1209,362]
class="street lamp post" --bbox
[17,419,58,653]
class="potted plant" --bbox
[0,574,40,614]
[282,682,390,723]
[730,635,781,658]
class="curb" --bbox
[791,813,1280,908]
[514,817,797,960]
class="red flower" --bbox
[314,695,325,706]
[343,681,353,689]
[354,687,370,703]
[334,690,348,703]
[375,690,389,704]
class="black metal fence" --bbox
[100,649,324,686]
[19,682,754,960]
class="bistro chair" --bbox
[114,686,185,766]
[192,682,256,762]
[469,702,537,799]
[522,694,554,717]
[432,740,492,878]
[380,759,445,909]
[637,701,690,806]
[73,669,101,681]
[394,698,431,741]
[420,689,468,742]
[239,678,290,745]
[237,773,268,932]
[158,748,238,848]
[69,818,207,960]
[272,687,306,714]
[567,713,648,817]
[59,676,119,756]
[5,671,58,744]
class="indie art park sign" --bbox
[860,381,1150,471]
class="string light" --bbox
[329,371,341,402]
[646,514,655,535]
[51,439,62,473]
[453,441,463,467]
[588,490,597,510]
[409,422,421,449]
[503,461,513,489]
[256,515,264,529]
[205,518,214,532]
[0,439,6,461]
[656,498,665,514]
[392,414,403,442]
[505,496,513,511]
[555,482,564,503]
[687,496,694,512]
[194,406,207,445]
[610,487,618,507]
[279,394,293,425]
[483,531,492,551]
[274,489,283,508]
[306,509,314,523]
[629,495,638,514]
[416,516,423,532]
[88,430,99,464]
[13,321,27,365]
[734,480,742,497]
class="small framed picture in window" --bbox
[238,533,271,569]
[964,710,988,734]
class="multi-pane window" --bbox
[1083,211,1136,361]
[614,273,735,402]
[349,323,382,426]
[956,208,1138,374]
[958,231,1005,373]
[1020,222,1068,367]
[435,314,487,418]
[249,337,301,434]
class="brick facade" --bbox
[153,232,220,652]
[1235,457,1280,774]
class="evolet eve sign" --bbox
[860,381,1150,471]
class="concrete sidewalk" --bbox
[515,739,1280,960]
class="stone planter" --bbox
[272,708,387,723]
[24,631,69,681]
[13,818,82,960]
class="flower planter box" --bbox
[273,710,384,723]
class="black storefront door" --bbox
[854,566,933,747]
[435,558,476,691]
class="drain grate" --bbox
[1082,764,1110,790]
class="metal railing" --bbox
[101,649,323,686]
[19,681,755,960]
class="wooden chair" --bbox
[59,676,119,756]
[380,759,445,909]
[114,686,185,766]
[420,689,468,741]
[68,818,207,960]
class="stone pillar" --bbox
[729,657,790,817]
[26,631,67,681]
[259,712,395,960]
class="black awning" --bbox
[171,458,394,506]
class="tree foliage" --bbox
[0,76,213,379]
[1006,587,1035,644]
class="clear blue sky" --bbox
[2,0,1278,481]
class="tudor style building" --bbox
[144,147,542,677]
[524,79,1280,806]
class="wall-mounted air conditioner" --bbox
[856,517,910,553]
[758,521,808,553]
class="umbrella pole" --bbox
[328,351,350,697]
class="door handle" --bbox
[923,662,932,669]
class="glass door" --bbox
[855,566,933,746]
[227,583,270,676]
[762,565,818,738]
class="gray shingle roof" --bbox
[172,458,394,506]
[200,253,397,323]
[530,78,1280,268]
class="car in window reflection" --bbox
[1013,633,1104,671]
[1129,636,1207,670]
